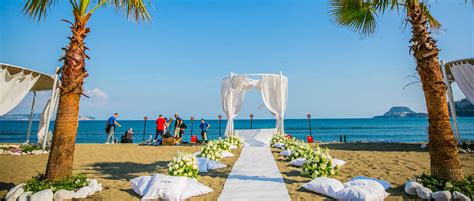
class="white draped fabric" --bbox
[256,75,288,133]
[0,67,40,115]
[37,90,59,145]
[451,63,474,104]
[221,73,288,136]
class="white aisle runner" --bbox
[218,129,291,201]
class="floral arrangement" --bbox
[282,137,300,151]
[301,148,339,178]
[215,139,232,152]
[270,133,288,147]
[198,141,223,161]
[168,152,199,178]
[225,135,244,148]
[289,142,313,160]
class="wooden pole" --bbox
[218,115,222,138]
[142,116,148,142]
[26,91,37,144]
[250,113,254,129]
[307,113,312,136]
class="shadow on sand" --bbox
[319,143,427,152]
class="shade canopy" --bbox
[443,58,474,103]
[0,63,55,92]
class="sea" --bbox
[1,118,474,144]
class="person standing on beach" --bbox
[105,113,121,144]
[199,119,210,142]
[155,115,166,140]
[173,114,181,137]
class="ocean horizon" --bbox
[1,118,473,144]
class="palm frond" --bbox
[106,0,151,23]
[329,0,379,37]
[421,3,441,30]
[23,0,57,20]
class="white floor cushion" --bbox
[230,145,238,150]
[331,158,346,168]
[207,159,226,170]
[273,143,285,149]
[404,181,422,196]
[197,157,209,173]
[280,150,292,157]
[290,158,306,167]
[334,186,380,201]
[350,176,391,190]
[131,174,213,200]
[221,151,234,158]
[344,179,385,191]
[302,177,344,198]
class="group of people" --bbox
[104,113,211,145]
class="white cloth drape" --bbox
[451,63,474,104]
[0,67,40,115]
[37,90,59,144]
[221,75,256,135]
[256,75,288,134]
[221,73,288,135]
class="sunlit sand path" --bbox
[219,129,291,201]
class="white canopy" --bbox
[221,72,288,135]
[441,58,474,143]
[0,63,59,147]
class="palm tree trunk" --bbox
[408,2,464,181]
[45,13,90,181]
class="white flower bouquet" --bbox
[282,137,300,151]
[270,133,288,147]
[215,139,232,152]
[301,147,339,178]
[198,141,223,161]
[225,135,244,148]
[289,142,313,160]
[168,152,199,178]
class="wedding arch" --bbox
[221,72,288,136]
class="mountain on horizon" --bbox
[373,106,427,118]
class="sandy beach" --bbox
[272,143,474,200]
[0,144,242,200]
[1,143,473,200]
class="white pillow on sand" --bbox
[331,158,346,168]
[290,158,306,167]
[230,145,238,150]
[344,179,385,191]
[280,150,292,157]
[197,157,209,173]
[221,151,234,158]
[273,143,285,149]
[404,181,422,196]
[131,174,213,200]
[207,159,226,170]
[350,176,391,190]
[302,177,344,198]
[416,186,432,200]
[333,186,381,201]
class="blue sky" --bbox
[1,0,472,120]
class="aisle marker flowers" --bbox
[168,152,199,178]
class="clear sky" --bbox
[1,0,472,120]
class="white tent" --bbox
[0,63,59,149]
[221,72,288,135]
[440,58,474,143]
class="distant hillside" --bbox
[450,98,474,117]
[0,114,95,120]
[374,106,427,118]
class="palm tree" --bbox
[23,0,151,181]
[329,0,464,181]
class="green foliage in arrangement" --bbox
[289,142,313,160]
[225,135,244,148]
[215,139,232,152]
[24,174,88,193]
[270,133,287,147]
[168,152,199,178]
[282,137,300,151]
[301,148,339,179]
[416,173,473,198]
[20,144,42,153]
[198,140,223,161]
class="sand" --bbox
[0,144,242,200]
[1,143,473,200]
[272,143,474,201]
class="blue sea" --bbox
[1,118,473,144]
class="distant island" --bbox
[373,106,427,118]
[450,98,474,117]
[0,114,96,121]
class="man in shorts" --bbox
[199,119,210,142]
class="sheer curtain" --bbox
[37,90,59,145]
[451,63,474,104]
[0,68,40,115]
[221,75,256,136]
[257,74,288,134]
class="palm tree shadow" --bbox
[0,181,16,192]
[82,161,170,181]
